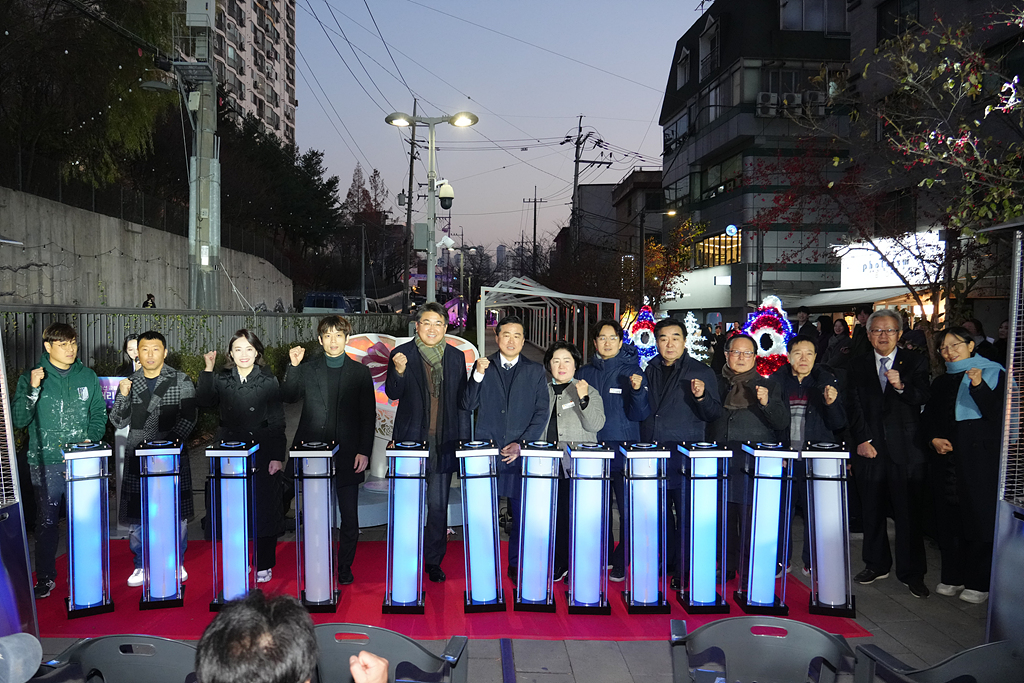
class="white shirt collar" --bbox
[498,353,520,368]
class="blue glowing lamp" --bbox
[136,439,185,610]
[456,439,506,612]
[621,443,671,614]
[291,441,339,612]
[206,440,258,611]
[803,441,856,617]
[735,442,798,615]
[678,442,731,614]
[62,441,114,618]
[515,440,561,612]
[383,441,428,614]
[566,442,613,615]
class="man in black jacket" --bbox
[846,309,931,598]
[386,303,470,583]
[283,316,375,585]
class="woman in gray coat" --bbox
[543,341,605,582]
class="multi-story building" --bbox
[659,0,850,321]
[212,0,297,142]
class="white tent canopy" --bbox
[476,277,620,364]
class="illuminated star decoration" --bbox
[741,295,794,377]
[628,305,658,369]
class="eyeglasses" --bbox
[869,328,899,336]
[596,336,620,342]
[726,350,756,358]
[938,341,967,354]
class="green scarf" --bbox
[414,337,444,399]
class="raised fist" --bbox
[630,374,643,390]
[823,385,838,405]
[203,350,217,372]
[392,352,408,375]
[289,346,305,367]
[575,379,589,399]
[756,385,769,406]
[476,357,491,373]
[30,367,45,388]
[691,378,705,398]
[118,378,133,397]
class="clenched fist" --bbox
[203,350,217,372]
[630,374,643,390]
[30,367,45,388]
[575,378,590,399]
[392,352,408,375]
[476,357,491,373]
[857,441,877,459]
[691,378,705,398]
[931,438,953,454]
[823,385,838,405]
[756,385,769,406]
[884,369,903,391]
[966,368,982,387]
[289,346,305,367]
[118,378,133,397]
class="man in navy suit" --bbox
[460,315,549,585]
[386,303,470,583]
[846,309,931,598]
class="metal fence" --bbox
[0,305,406,373]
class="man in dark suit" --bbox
[846,309,931,598]
[849,305,873,359]
[794,306,818,341]
[386,302,470,583]
[460,314,549,584]
[283,315,375,585]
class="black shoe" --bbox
[507,565,518,587]
[426,564,446,583]
[669,575,680,591]
[338,567,354,585]
[34,579,55,599]
[609,566,626,583]
[552,565,568,582]
[854,567,890,585]
[905,579,930,599]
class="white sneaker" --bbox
[935,583,964,596]
[256,569,272,584]
[959,589,988,604]
[127,568,145,587]
[181,567,188,582]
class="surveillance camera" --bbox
[439,235,455,249]
[438,183,454,210]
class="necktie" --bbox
[503,362,512,371]
[879,357,889,390]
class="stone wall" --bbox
[0,187,291,309]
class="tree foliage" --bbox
[645,217,705,311]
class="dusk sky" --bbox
[295,0,707,252]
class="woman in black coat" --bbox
[116,334,140,376]
[198,329,287,584]
[922,326,1005,605]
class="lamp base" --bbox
[808,594,856,618]
[622,591,670,614]
[383,592,426,614]
[678,590,730,614]
[565,591,612,615]
[733,590,788,616]
[514,589,556,613]
[301,589,340,613]
[66,598,115,619]
[465,590,507,613]
[140,585,185,611]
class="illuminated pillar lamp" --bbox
[734,442,797,616]
[457,440,506,612]
[206,440,258,611]
[62,441,114,618]
[292,441,340,613]
[566,442,613,615]
[383,441,428,614]
[620,443,670,614]
[678,442,731,614]
[514,440,560,613]
[137,439,185,610]
[804,441,856,617]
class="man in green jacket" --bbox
[13,322,108,599]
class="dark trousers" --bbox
[609,471,626,571]
[424,471,452,566]
[256,535,277,571]
[667,486,684,577]
[506,495,522,568]
[30,463,65,583]
[930,469,992,591]
[336,482,360,571]
[853,455,927,583]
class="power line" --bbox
[320,0,395,112]
[297,49,374,169]
[363,0,412,98]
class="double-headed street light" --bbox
[385,110,478,303]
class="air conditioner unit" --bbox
[755,91,778,117]
[782,92,803,113]
[804,90,827,116]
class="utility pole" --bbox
[360,225,367,312]
[523,186,546,277]
[568,116,611,261]
[402,99,417,313]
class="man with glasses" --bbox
[13,323,108,599]
[846,309,931,597]
[386,303,470,583]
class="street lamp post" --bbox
[637,207,676,309]
[386,110,478,303]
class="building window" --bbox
[695,232,743,268]
[877,0,918,43]
[780,0,846,33]
[663,111,690,153]
[691,153,743,202]
[676,49,690,89]
[699,20,720,82]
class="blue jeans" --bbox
[30,463,65,583]
[128,521,188,570]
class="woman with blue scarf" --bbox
[922,326,1005,604]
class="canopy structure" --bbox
[477,277,619,364]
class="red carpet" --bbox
[37,540,870,641]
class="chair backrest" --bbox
[857,641,1024,683]
[314,623,448,683]
[58,635,196,683]
[681,617,855,683]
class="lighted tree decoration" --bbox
[629,305,658,369]
[741,295,795,377]
[683,311,710,363]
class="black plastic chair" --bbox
[854,641,1024,683]
[670,617,856,683]
[314,623,468,683]
[50,635,197,683]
